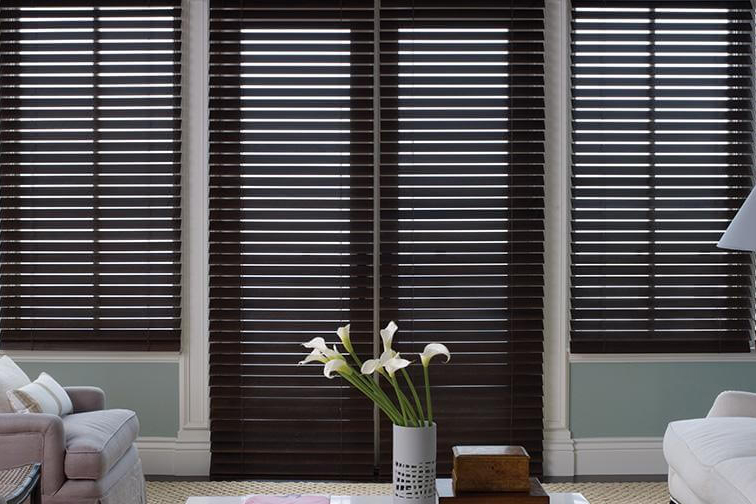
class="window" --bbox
[378,0,546,477]
[209,0,545,479]
[207,0,376,479]
[0,1,182,351]
[570,0,755,353]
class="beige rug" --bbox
[146,481,669,504]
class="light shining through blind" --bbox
[208,0,547,480]
[378,1,545,476]
[0,1,182,351]
[570,0,755,353]
[208,2,375,479]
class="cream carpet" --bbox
[146,481,669,504]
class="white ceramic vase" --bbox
[392,423,437,504]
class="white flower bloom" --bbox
[324,358,350,379]
[337,324,353,353]
[384,353,411,377]
[330,345,346,360]
[380,321,398,353]
[360,349,395,375]
[298,349,327,366]
[420,343,451,367]
[303,337,329,353]
[303,337,340,359]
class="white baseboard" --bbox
[572,437,667,476]
[543,428,576,477]
[137,435,668,478]
[544,435,667,477]
[136,436,211,476]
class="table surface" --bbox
[187,493,588,504]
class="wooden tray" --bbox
[438,478,549,504]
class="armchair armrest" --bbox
[65,386,105,413]
[707,391,756,418]
[0,413,65,496]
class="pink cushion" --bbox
[245,497,329,504]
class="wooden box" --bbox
[452,446,531,493]
[438,478,549,504]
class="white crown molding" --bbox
[137,436,211,477]
[2,351,180,364]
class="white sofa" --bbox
[664,391,756,504]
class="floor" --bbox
[145,481,670,504]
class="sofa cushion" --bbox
[0,356,31,413]
[7,372,73,416]
[664,417,756,504]
[63,409,139,480]
[714,457,756,504]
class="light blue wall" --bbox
[17,360,756,440]
[570,361,756,438]
[18,362,180,438]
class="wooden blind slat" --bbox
[0,2,182,352]
[208,0,377,480]
[209,0,545,480]
[569,0,755,354]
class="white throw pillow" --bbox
[7,372,73,416]
[0,356,31,413]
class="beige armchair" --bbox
[0,387,146,504]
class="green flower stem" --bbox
[357,379,401,423]
[399,392,419,427]
[337,368,397,422]
[401,369,426,426]
[389,375,409,426]
[391,375,420,427]
[394,381,420,426]
[381,369,420,426]
[336,344,399,417]
[342,350,403,420]
[361,375,403,421]
[347,349,363,368]
[351,370,402,420]
[366,379,403,424]
[360,375,399,413]
[423,364,433,424]
[341,372,402,424]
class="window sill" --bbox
[1,351,181,364]
[569,352,756,364]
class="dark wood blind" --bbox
[378,0,546,477]
[0,0,182,351]
[208,0,376,479]
[570,0,755,353]
[209,0,545,480]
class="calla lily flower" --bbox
[420,343,451,367]
[303,337,340,359]
[360,349,396,375]
[384,353,411,377]
[324,358,351,379]
[330,345,346,359]
[296,321,450,427]
[380,321,398,353]
[298,348,327,365]
[303,337,329,353]
[337,324,353,354]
